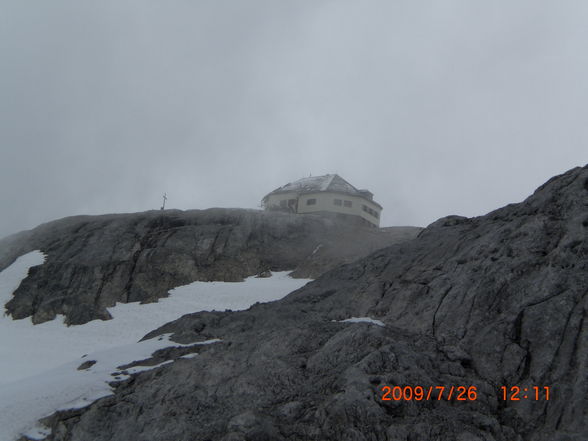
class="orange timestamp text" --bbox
[380,385,552,402]
[381,385,478,401]
[500,386,550,401]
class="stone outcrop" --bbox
[35,165,588,441]
[0,209,420,325]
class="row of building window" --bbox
[362,204,380,219]
[307,198,354,207]
[333,198,352,207]
[280,197,378,219]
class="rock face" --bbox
[0,209,421,325]
[35,165,588,441]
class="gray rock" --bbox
[76,360,96,371]
[21,165,588,440]
[255,270,272,278]
[0,209,420,325]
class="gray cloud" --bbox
[1,0,587,237]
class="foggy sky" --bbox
[1,1,587,238]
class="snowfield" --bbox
[0,251,311,441]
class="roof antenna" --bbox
[160,192,167,210]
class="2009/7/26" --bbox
[381,385,478,401]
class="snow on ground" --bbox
[4,334,219,441]
[339,317,385,327]
[0,251,311,441]
[0,254,308,384]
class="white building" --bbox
[262,174,382,227]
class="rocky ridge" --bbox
[30,165,588,441]
[0,208,420,325]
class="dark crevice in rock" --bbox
[432,285,453,339]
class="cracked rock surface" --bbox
[14,165,588,440]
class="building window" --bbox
[306,198,317,205]
[344,200,352,207]
[280,200,288,208]
[334,199,342,206]
[362,204,379,219]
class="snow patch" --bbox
[0,333,193,440]
[339,317,385,327]
[0,263,306,385]
[0,251,45,307]
[180,353,199,359]
[21,425,51,441]
[0,251,311,441]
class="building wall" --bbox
[265,191,381,227]
[265,192,300,213]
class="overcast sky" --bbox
[1,1,587,238]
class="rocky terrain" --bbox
[6,165,588,441]
[0,209,420,325]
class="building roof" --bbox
[263,174,382,208]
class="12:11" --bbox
[500,386,550,401]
